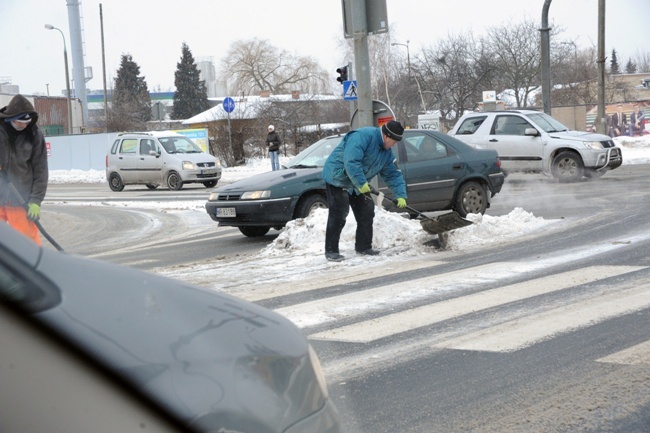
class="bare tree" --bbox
[485,17,542,108]
[219,39,331,96]
[550,44,600,105]
[418,32,496,129]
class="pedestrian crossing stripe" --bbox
[432,282,650,353]
[301,265,645,346]
[238,258,447,302]
[597,340,650,365]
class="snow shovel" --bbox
[369,186,472,235]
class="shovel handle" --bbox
[369,185,441,222]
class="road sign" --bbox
[341,0,388,38]
[223,97,235,113]
[343,80,358,100]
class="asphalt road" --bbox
[41,165,650,433]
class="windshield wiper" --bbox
[290,164,318,169]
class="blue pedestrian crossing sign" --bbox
[343,80,358,100]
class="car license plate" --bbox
[216,207,236,217]
[202,168,217,175]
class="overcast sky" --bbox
[2,0,649,97]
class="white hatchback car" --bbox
[106,131,222,191]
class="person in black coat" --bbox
[266,125,281,171]
[0,94,48,245]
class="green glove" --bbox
[396,198,407,208]
[358,183,371,194]
[27,203,41,221]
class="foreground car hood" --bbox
[214,167,324,193]
[28,247,327,432]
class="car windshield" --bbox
[287,136,343,168]
[158,137,204,154]
[525,112,569,133]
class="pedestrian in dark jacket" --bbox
[0,94,48,245]
[321,120,407,262]
[266,125,281,171]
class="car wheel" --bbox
[584,169,606,179]
[108,173,124,192]
[203,180,218,188]
[295,194,328,219]
[454,181,487,217]
[551,151,584,182]
[239,226,271,237]
[166,171,183,190]
[145,184,158,190]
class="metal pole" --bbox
[227,112,233,157]
[352,0,372,128]
[348,61,354,122]
[540,0,552,115]
[392,40,426,113]
[45,24,73,135]
[596,0,607,134]
[100,3,109,132]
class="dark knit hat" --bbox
[0,94,38,125]
[382,120,404,141]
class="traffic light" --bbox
[336,65,348,84]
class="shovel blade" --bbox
[419,211,473,235]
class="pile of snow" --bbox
[158,205,557,292]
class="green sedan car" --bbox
[206,129,505,237]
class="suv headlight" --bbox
[182,161,195,170]
[583,141,604,150]
[241,190,271,199]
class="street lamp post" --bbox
[45,24,73,135]
[392,40,427,113]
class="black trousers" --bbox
[325,183,375,254]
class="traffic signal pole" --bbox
[351,0,373,128]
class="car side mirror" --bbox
[524,128,539,137]
[149,150,160,157]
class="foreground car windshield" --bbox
[525,112,569,133]
[287,137,342,168]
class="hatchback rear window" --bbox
[119,139,138,154]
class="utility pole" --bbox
[595,0,607,134]
[540,0,552,115]
[100,3,109,132]
[351,0,373,128]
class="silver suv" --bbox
[106,131,221,191]
[448,110,622,182]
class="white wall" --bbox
[45,133,117,171]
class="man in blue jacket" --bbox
[322,120,407,262]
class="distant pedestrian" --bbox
[266,125,281,171]
[0,94,48,245]
[321,121,407,262]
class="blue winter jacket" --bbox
[322,127,407,198]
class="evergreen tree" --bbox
[172,43,210,120]
[625,58,637,74]
[110,54,152,131]
[610,49,620,75]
